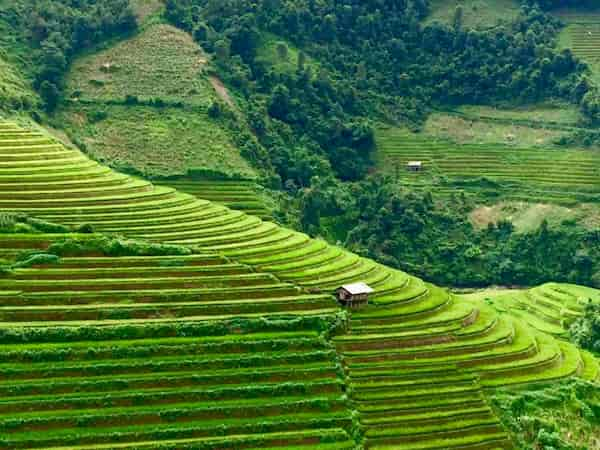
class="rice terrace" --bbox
[0,0,599,449]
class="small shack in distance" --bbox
[407,161,423,172]
[335,282,374,309]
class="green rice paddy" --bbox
[376,127,600,206]
[0,120,598,449]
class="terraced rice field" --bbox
[556,11,600,82]
[0,120,599,449]
[377,128,600,205]
[0,324,353,449]
[162,179,273,220]
[464,283,600,338]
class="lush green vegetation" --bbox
[65,24,212,105]
[165,0,594,186]
[53,20,261,179]
[570,302,600,353]
[556,9,600,85]
[462,283,600,337]
[426,0,521,29]
[1,1,600,447]
[0,0,137,111]
[0,119,597,449]
[57,104,257,178]
[290,176,600,288]
[162,179,275,220]
[492,379,600,450]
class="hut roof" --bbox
[338,282,374,295]
[407,161,422,167]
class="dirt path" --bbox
[209,76,236,109]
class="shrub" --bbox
[569,302,600,353]
[46,236,193,257]
[88,109,108,123]
[124,94,139,105]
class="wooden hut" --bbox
[335,282,374,309]
[407,161,423,172]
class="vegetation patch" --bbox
[556,9,600,85]
[0,53,37,113]
[492,379,600,450]
[130,0,164,23]
[66,24,212,106]
[57,104,256,178]
[426,0,521,29]
[469,201,600,232]
[423,112,566,147]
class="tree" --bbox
[214,39,231,62]
[276,41,288,60]
[453,5,464,30]
[297,51,306,71]
[39,80,60,111]
[569,303,600,353]
[268,84,291,121]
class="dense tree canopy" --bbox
[298,176,600,287]
[2,0,136,110]
[166,0,592,185]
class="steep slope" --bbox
[57,22,256,179]
[556,9,600,84]
[0,233,354,449]
[1,120,598,449]
[160,179,274,220]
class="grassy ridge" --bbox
[462,283,600,337]
[161,179,273,220]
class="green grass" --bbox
[460,283,600,337]
[57,104,256,178]
[425,0,521,29]
[469,201,600,232]
[162,179,274,219]
[556,9,600,85]
[0,53,38,113]
[255,33,318,76]
[58,22,256,178]
[376,126,600,207]
[424,111,567,147]
[65,24,213,106]
[454,103,583,126]
[130,0,164,24]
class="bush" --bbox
[124,94,139,105]
[46,236,193,257]
[12,253,60,269]
[569,303,600,353]
[87,109,108,123]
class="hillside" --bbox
[556,8,600,85]
[0,1,600,448]
[426,0,521,29]
[0,120,598,449]
[376,127,600,226]
[56,21,257,179]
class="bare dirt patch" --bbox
[209,76,236,109]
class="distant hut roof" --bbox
[338,282,374,295]
[407,161,422,167]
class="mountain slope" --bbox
[0,120,598,449]
[57,21,257,179]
